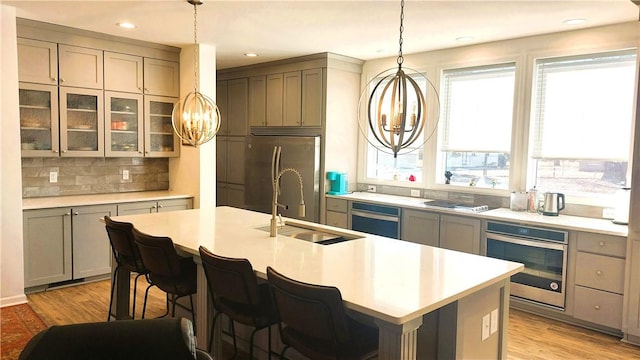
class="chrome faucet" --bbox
[270,168,305,237]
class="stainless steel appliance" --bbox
[244,132,321,223]
[350,202,400,239]
[542,192,565,216]
[485,221,568,309]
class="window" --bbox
[437,63,516,189]
[530,50,637,198]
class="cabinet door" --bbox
[216,80,229,135]
[440,215,481,254]
[249,76,266,127]
[105,91,144,157]
[401,209,439,247]
[19,83,59,157]
[227,137,245,184]
[283,71,302,126]
[158,198,194,212]
[118,201,160,215]
[227,184,246,208]
[227,78,249,135]
[217,183,229,206]
[143,58,180,97]
[17,38,57,85]
[266,73,283,126]
[104,52,143,93]
[301,68,323,127]
[59,87,104,157]
[144,95,180,157]
[72,204,117,279]
[23,208,72,288]
[217,136,228,182]
[58,44,103,89]
[326,210,348,229]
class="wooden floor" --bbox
[26,277,640,360]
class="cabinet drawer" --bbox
[573,286,623,330]
[326,210,348,229]
[326,198,347,213]
[576,232,626,258]
[575,252,625,294]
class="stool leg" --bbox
[230,320,237,359]
[131,273,143,319]
[107,265,119,321]
[208,311,221,353]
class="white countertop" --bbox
[330,192,628,237]
[22,191,193,210]
[113,206,523,325]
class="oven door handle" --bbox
[351,210,399,223]
[486,232,567,250]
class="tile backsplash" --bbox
[22,157,169,198]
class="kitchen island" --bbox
[113,206,523,359]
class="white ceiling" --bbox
[3,0,639,69]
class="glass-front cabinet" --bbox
[105,92,144,157]
[59,87,104,157]
[19,83,59,157]
[145,95,180,157]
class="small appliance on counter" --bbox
[510,191,528,211]
[542,192,565,216]
[613,187,630,225]
[326,171,348,195]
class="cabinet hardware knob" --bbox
[65,212,71,216]
[52,150,58,153]
[52,78,57,82]
[152,205,157,209]
[62,150,67,153]
[596,270,603,276]
[60,78,65,82]
[73,212,79,215]
[594,305,601,310]
[158,205,163,208]
[599,241,605,247]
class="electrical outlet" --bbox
[410,189,421,197]
[482,314,490,341]
[367,185,377,192]
[122,169,130,181]
[49,171,58,183]
[490,308,499,334]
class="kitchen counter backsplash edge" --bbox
[328,192,628,237]
[22,191,193,210]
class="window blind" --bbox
[440,63,515,153]
[531,50,637,160]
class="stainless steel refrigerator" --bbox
[244,134,321,223]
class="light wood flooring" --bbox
[26,277,640,360]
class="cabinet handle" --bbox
[65,212,71,216]
[138,151,143,154]
[62,150,67,153]
[52,77,57,82]
[158,205,164,208]
[594,305,601,310]
[73,212,79,216]
[599,241,605,247]
[60,78,65,83]
[52,150,58,153]
[596,270,603,276]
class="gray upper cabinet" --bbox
[216,80,229,135]
[283,71,302,126]
[249,76,266,127]
[104,52,144,94]
[17,38,58,85]
[58,44,103,89]
[266,73,284,126]
[217,78,249,136]
[143,58,180,97]
[301,68,323,127]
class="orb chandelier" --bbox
[171,0,221,147]
[358,0,439,158]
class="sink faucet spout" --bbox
[271,168,305,237]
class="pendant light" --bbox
[171,0,221,147]
[358,0,439,158]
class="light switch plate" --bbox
[49,170,58,183]
[122,169,130,181]
[482,314,490,341]
[410,189,421,197]
[490,308,499,334]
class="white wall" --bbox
[0,5,27,307]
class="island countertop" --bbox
[114,206,523,325]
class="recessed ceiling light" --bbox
[564,18,586,25]
[244,53,259,57]
[117,22,136,29]
[456,36,474,42]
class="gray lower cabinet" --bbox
[401,209,481,254]
[573,231,626,330]
[23,204,117,288]
[325,198,348,229]
[117,198,193,215]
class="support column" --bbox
[373,316,423,360]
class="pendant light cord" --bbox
[193,2,199,93]
[397,0,404,67]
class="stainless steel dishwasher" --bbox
[350,202,400,239]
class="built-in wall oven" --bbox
[485,221,568,310]
[350,202,400,239]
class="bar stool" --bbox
[199,246,278,359]
[266,266,379,360]
[132,228,197,323]
[104,216,152,321]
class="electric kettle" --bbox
[542,192,565,216]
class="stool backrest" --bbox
[132,228,182,280]
[104,216,146,273]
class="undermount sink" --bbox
[255,222,362,245]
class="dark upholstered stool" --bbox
[267,266,379,360]
[19,317,212,360]
[104,216,153,321]
[199,246,278,359]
